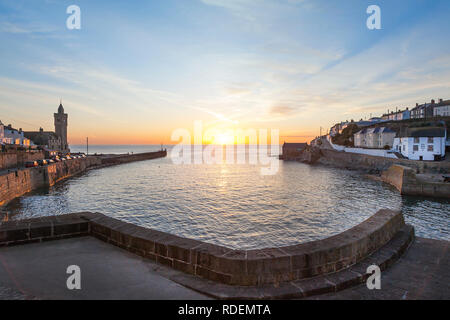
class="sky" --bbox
[0,0,450,145]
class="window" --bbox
[428,137,433,144]
[403,145,405,151]
[414,137,420,143]
[413,145,419,152]
[428,145,433,152]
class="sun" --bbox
[214,132,235,145]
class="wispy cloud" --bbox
[269,105,298,116]
[0,21,56,34]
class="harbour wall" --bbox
[0,151,46,170]
[99,150,167,166]
[0,209,413,287]
[317,149,450,174]
[0,157,101,206]
[0,150,167,207]
[381,164,450,198]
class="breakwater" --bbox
[381,165,450,198]
[0,157,101,206]
[99,150,167,166]
[315,148,450,174]
[0,150,167,207]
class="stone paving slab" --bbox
[0,286,32,300]
[0,237,208,300]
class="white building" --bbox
[354,127,396,149]
[329,121,349,137]
[0,121,31,147]
[393,127,446,161]
[433,99,450,117]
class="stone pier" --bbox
[0,150,167,207]
[381,164,450,198]
[0,209,418,298]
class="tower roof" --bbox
[58,101,64,113]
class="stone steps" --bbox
[0,212,415,299]
[166,225,415,299]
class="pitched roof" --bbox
[283,143,307,148]
[380,127,395,133]
[399,127,446,138]
[357,127,396,135]
[436,100,450,107]
[355,121,373,127]
[24,131,60,145]
[355,128,367,135]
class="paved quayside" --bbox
[308,237,449,300]
[0,211,448,299]
[0,237,447,299]
[0,237,208,300]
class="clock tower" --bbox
[54,101,69,153]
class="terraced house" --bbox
[0,120,31,147]
[433,99,450,117]
[393,127,447,161]
[354,127,396,149]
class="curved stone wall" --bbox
[0,151,167,207]
[0,209,409,286]
[382,164,450,199]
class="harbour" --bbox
[1,0,449,305]
[1,146,449,249]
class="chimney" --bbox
[431,99,435,105]
[39,127,43,133]
[416,103,419,107]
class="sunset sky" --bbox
[1,0,450,145]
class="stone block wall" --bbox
[100,150,167,166]
[0,157,101,206]
[319,149,450,174]
[0,150,167,207]
[0,213,90,246]
[0,151,45,170]
[0,209,410,286]
[381,164,450,198]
